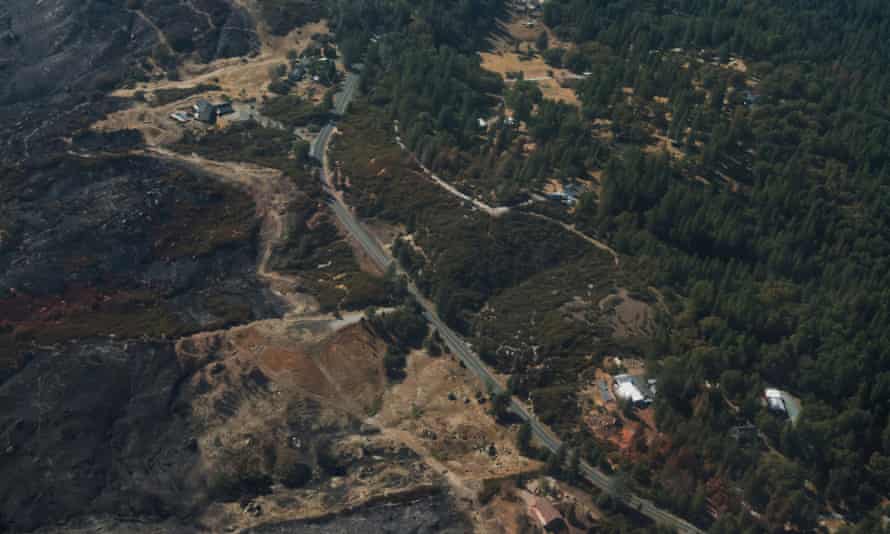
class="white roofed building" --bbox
[613,374,653,406]
[765,388,787,415]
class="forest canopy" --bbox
[330,0,890,529]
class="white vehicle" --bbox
[169,111,190,123]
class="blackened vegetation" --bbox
[151,84,222,106]
[71,128,145,152]
[0,0,256,164]
[0,341,204,531]
[243,492,470,534]
[260,95,334,130]
[256,0,324,36]
[0,151,266,374]
[267,188,391,313]
[140,0,258,60]
[172,121,302,170]
[170,120,389,314]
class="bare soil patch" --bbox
[597,288,655,338]
[644,132,688,161]
[372,351,542,509]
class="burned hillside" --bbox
[0,0,257,164]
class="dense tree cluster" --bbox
[534,0,890,528]
[367,303,428,381]
[333,0,890,528]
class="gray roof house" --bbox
[193,99,216,123]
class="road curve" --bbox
[312,70,703,534]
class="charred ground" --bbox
[0,2,486,532]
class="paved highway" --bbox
[309,69,361,160]
[333,68,361,114]
[311,69,703,534]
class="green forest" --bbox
[326,0,890,531]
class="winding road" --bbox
[313,70,703,534]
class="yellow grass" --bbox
[480,52,580,105]
[480,51,552,79]
[644,133,687,161]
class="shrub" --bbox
[267,80,291,95]
[383,347,407,381]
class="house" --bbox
[529,498,567,532]
[545,192,578,206]
[562,183,583,198]
[762,387,802,424]
[613,374,654,406]
[193,99,216,123]
[542,182,584,207]
[477,117,488,129]
[214,101,234,116]
[742,90,761,106]
[764,388,787,415]
[525,0,542,13]
[519,491,567,532]
[288,66,305,82]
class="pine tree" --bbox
[516,422,532,456]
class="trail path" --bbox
[527,213,620,266]
[392,122,620,265]
[145,147,314,314]
[182,0,216,30]
[132,9,171,51]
